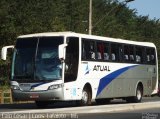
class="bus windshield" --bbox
[12,36,63,82]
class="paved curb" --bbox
[2,101,160,114]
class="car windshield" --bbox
[12,36,63,82]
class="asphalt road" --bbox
[0,106,160,119]
[0,96,159,112]
[79,107,160,119]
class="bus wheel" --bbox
[134,85,143,103]
[35,101,48,108]
[80,87,91,106]
[126,85,143,103]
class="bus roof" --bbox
[18,32,156,48]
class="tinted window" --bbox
[135,46,145,63]
[123,45,135,63]
[110,43,122,62]
[65,37,79,82]
[146,48,156,65]
[82,39,95,60]
[13,37,64,81]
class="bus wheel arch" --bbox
[126,82,143,103]
[80,83,92,106]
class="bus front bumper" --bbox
[12,88,64,101]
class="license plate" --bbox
[30,94,39,98]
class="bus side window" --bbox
[124,55,129,61]
[146,48,151,64]
[147,55,150,62]
[110,43,116,61]
[151,54,156,64]
[97,43,101,60]
[129,46,134,62]
[111,43,122,62]
[111,43,123,62]
[91,51,95,59]
[82,39,95,60]
[130,55,134,61]
[104,53,109,60]
[124,45,129,62]
[146,48,156,65]
[97,52,102,59]
[104,42,110,61]
[90,42,95,59]
[136,55,141,62]
[123,45,134,63]
[135,46,145,63]
[151,55,155,61]
[111,53,116,61]
[96,42,105,60]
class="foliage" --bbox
[0,0,160,83]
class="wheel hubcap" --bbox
[137,90,141,100]
[82,91,88,104]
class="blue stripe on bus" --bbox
[31,82,47,88]
[96,65,138,97]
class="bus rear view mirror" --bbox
[1,45,14,60]
[58,44,68,61]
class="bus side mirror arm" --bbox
[1,45,14,60]
[58,44,68,61]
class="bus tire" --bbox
[80,87,92,106]
[134,85,143,103]
[35,101,48,108]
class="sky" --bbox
[119,0,160,20]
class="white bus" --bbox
[1,32,158,107]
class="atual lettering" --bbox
[93,65,111,71]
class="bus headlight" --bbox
[11,85,20,90]
[48,84,64,90]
